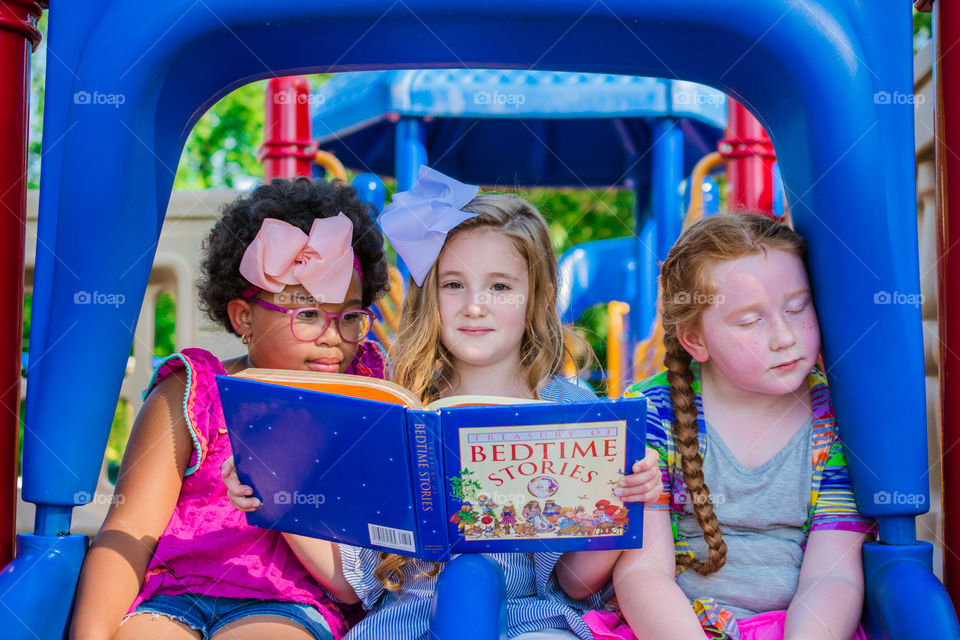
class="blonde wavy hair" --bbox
[659,213,806,575]
[376,192,595,591]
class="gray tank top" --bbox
[674,418,813,618]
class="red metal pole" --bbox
[0,0,41,569]
[262,76,315,180]
[932,0,960,607]
[719,100,777,215]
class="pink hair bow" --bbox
[239,213,357,304]
[379,165,479,286]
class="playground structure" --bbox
[0,2,958,639]
[291,69,807,394]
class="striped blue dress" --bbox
[340,376,607,640]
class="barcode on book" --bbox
[368,523,416,553]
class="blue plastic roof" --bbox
[310,69,727,188]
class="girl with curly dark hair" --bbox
[72,177,390,640]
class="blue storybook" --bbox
[217,368,647,561]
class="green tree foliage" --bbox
[172,81,267,190]
[27,14,46,189]
[173,75,331,190]
[528,187,635,255]
[155,291,176,356]
[915,9,932,54]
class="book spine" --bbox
[623,398,647,547]
[407,410,448,561]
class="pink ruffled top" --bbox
[129,343,388,637]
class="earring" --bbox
[241,333,251,345]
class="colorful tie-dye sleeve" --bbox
[623,381,673,511]
[809,435,876,534]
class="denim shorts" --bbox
[126,592,334,639]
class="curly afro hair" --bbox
[198,177,389,335]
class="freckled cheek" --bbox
[713,333,767,369]
[710,326,761,352]
[795,318,821,353]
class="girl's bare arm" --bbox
[281,534,359,604]
[612,509,704,640]
[222,458,358,603]
[784,529,868,640]
[70,373,193,640]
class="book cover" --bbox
[219,376,421,553]
[217,374,646,560]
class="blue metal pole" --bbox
[395,117,427,191]
[635,213,657,342]
[630,175,657,345]
[392,118,428,284]
[651,118,684,262]
[702,175,720,217]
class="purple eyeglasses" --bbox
[246,296,376,343]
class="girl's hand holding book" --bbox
[222,457,261,511]
[612,447,662,503]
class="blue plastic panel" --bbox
[311,70,726,129]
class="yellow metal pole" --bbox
[606,301,630,398]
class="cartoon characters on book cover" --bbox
[449,421,629,539]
